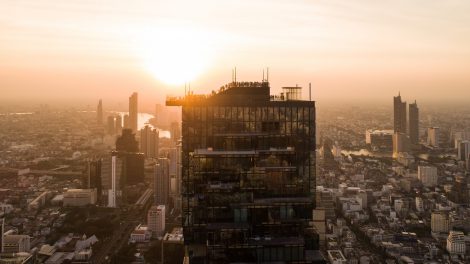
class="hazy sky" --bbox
[1,0,470,109]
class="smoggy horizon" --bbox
[2,0,470,108]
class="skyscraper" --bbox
[409,100,419,146]
[129,92,138,132]
[115,114,123,135]
[394,93,407,133]
[154,158,170,208]
[123,114,130,129]
[148,205,166,238]
[116,129,145,186]
[101,154,123,207]
[393,132,410,158]
[166,80,317,263]
[140,125,159,159]
[97,99,103,125]
[107,116,115,135]
[170,121,181,143]
[85,159,102,204]
[457,140,470,161]
[427,127,440,148]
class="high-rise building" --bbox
[115,115,123,135]
[101,154,123,207]
[107,116,115,135]
[409,101,419,146]
[431,211,449,233]
[394,93,407,133]
[449,175,468,204]
[148,205,166,238]
[123,114,130,129]
[85,160,102,203]
[393,132,410,158]
[115,129,145,186]
[170,122,181,143]
[166,80,317,263]
[140,125,159,159]
[154,158,170,208]
[447,231,465,255]
[418,166,438,187]
[427,127,440,148]
[97,99,103,125]
[129,92,138,132]
[458,140,470,161]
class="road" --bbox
[91,206,143,264]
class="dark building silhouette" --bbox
[97,99,103,125]
[85,159,102,203]
[154,158,170,207]
[107,116,115,135]
[129,92,138,132]
[394,93,407,133]
[116,129,139,152]
[123,114,130,129]
[115,115,123,135]
[449,175,468,204]
[140,125,159,158]
[167,81,317,263]
[409,101,419,146]
[115,129,144,186]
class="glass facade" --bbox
[169,82,316,263]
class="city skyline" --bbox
[2,1,470,263]
[2,0,470,107]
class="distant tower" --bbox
[115,115,123,135]
[394,93,407,133]
[97,99,103,125]
[108,155,117,208]
[129,92,138,132]
[123,114,130,129]
[140,125,159,158]
[409,100,419,145]
[86,160,102,204]
[170,122,181,143]
[107,116,115,135]
[427,127,440,148]
[154,158,170,207]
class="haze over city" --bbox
[2,1,470,264]
[2,0,470,108]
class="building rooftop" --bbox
[163,227,184,243]
[166,81,314,107]
[327,250,346,261]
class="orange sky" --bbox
[1,0,470,109]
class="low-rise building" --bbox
[63,189,97,207]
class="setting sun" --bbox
[131,26,215,86]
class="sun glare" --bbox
[131,26,215,86]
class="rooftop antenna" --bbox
[309,82,312,101]
[184,83,187,96]
[235,67,237,83]
[232,69,234,82]
[263,69,265,82]
[267,67,269,82]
